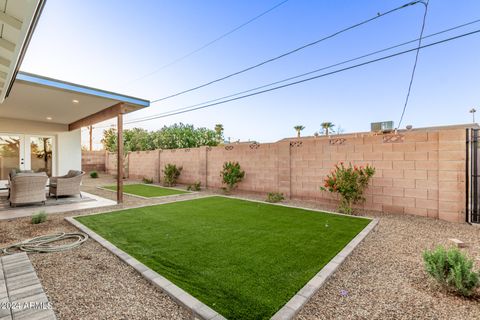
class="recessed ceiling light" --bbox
[46,116,52,120]
[72,99,79,103]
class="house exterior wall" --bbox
[0,117,81,176]
[94,125,471,223]
[56,130,81,175]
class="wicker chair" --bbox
[49,170,85,199]
[9,172,48,207]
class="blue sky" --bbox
[21,0,480,146]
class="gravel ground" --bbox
[1,174,480,319]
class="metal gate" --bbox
[466,128,480,223]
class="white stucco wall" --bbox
[56,130,81,175]
[0,117,81,176]
[0,117,68,133]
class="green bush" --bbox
[142,177,153,184]
[90,171,99,178]
[320,162,375,214]
[423,246,479,296]
[31,211,48,224]
[220,161,245,192]
[163,164,183,187]
[187,181,201,191]
[266,192,285,203]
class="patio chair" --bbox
[49,170,85,199]
[9,172,48,207]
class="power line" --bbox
[123,19,480,125]
[123,29,480,125]
[397,0,429,129]
[149,1,423,103]
[125,0,291,85]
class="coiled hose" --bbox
[1,232,89,255]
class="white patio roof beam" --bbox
[0,11,23,30]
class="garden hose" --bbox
[1,232,89,255]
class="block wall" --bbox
[96,126,469,222]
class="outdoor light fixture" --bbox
[72,99,79,103]
[46,116,52,120]
[470,108,477,123]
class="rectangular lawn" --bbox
[103,183,189,198]
[76,196,370,319]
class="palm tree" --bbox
[214,124,224,142]
[293,125,305,138]
[321,122,335,136]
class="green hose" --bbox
[1,232,89,255]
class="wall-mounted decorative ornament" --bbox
[329,138,346,145]
[290,141,303,148]
[249,142,260,150]
[225,145,234,151]
[383,134,405,143]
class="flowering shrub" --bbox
[220,161,245,192]
[320,162,375,214]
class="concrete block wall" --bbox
[81,151,106,172]
[97,125,471,222]
[128,150,159,182]
[206,142,278,193]
[159,148,202,185]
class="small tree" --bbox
[214,124,224,143]
[320,122,335,136]
[293,125,305,138]
[163,164,182,187]
[220,161,245,192]
[320,162,375,214]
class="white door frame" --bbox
[0,133,56,174]
[24,134,56,175]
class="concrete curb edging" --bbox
[96,184,196,200]
[270,218,379,320]
[65,216,226,320]
[66,196,378,320]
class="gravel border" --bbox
[65,195,377,320]
[96,184,196,200]
[271,218,378,320]
[65,212,226,320]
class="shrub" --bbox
[163,164,183,187]
[423,246,479,296]
[266,192,285,203]
[220,161,245,192]
[31,211,47,224]
[90,171,99,178]
[142,177,153,184]
[320,162,375,214]
[187,181,201,191]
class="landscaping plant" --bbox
[266,192,285,203]
[163,164,183,187]
[142,177,154,184]
[220,161,245,192]
[320,162,375,214]
[90,171,99,178]
[31,211,47,224]
[187,181,201,191]
[423,246,479,297]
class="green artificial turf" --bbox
[76,196,370,319]
[103,184,188,197]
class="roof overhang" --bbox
[0,0,46,103]
[0,71,150,129]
